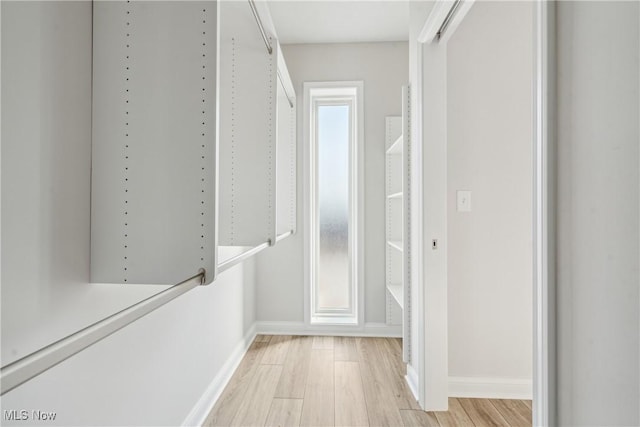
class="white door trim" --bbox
[418,0,476,44]
[532,1,555,425]
[405,39,426,408]
[409,31,427,410]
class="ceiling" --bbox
[267,1,410,45]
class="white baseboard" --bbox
[406,364,420,402]
[449,376,532,400]
[254,321,402,337]
[182,324,257,427]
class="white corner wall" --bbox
[255,42,409,326]
[556,2,640,425]
[446,1,533,395]
[1,3,257,425]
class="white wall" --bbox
[446,1,533,387]
[1,3,257,425]
[255,42,408,325]
[556,2,639,425]
[0,263,256,427]
[1,0,103,366]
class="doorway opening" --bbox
[414,1,547,424]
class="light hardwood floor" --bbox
[204,336,532,427]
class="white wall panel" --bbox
[275,64,297,236]
[1,0,95,364]
[556,2,639,424]
[91,1,217,285]
[217,1,277,247]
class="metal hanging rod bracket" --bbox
[248,0,273,55]
[1,269,206,395]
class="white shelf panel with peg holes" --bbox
[384,85,411,364]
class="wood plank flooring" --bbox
[204,336,532,427]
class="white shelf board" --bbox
[387,240,403,252]
[386,135,403,154]
[387,283,404,309]
[387,191,403,199]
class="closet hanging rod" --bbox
[276,230,294,242]
[0,269,206,396]
[248,0,273,55]
[277,71,294,108]
[218,241,271,273]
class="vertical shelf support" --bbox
[384,85,412,364]
[402,85,412,364]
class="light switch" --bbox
[457,190,471,212]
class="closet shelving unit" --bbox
[216,1,297,274]
[385,117,404,311]
[385,86,410,363]
[91,0,296,285]
[91,1,220,286]
[4,0,298,396]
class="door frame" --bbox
[412,1,555,425]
